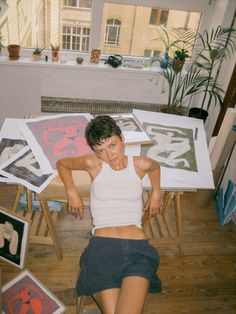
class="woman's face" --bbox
[93,135,125,167]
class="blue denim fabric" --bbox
[76,236,161,296]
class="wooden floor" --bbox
[1,183,236,314]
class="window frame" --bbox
[62,25,90,51]
[104,18,121,45]
[90,0,213,53]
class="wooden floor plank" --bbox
[1,183,236,314]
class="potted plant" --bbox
[171,48,189,72]
[188,26,236,120]
[7,44,21,60]
[76,56,84,64]
[151,26,194,69]
[158,25,236,120]
[32,45,45,61]
[51,43,60,61]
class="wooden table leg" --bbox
[39,199,63,260]
[174,192,184,255]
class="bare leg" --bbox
[93,288,120,314]
[115,276,149,314]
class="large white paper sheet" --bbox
[0,118,28,183]
[110,113,152,144]
[0,147,57,193]
[132,109,215,190]
[17,113,93,174]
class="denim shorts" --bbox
[76,236,161,296]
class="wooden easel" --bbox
[12,184,63,260]
[142,190,183,255]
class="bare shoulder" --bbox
[57,154,101,171]
[133,155,159,174]
[85,154,102,169]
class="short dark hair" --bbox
[85,115,122,149]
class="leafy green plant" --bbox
[151,26,195,56]
[0,32,5,49]
[173,49,189,61]
[159,25,236,114]
[50,43,60,50]
[33,45,45,55]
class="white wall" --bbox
[0,73,41,127]
[0,57,167,102]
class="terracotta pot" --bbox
[159,105,186,116]
[8,44,21,60]
[52,49,60,61]
[172,59,185,72]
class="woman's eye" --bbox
[111,144,116,149]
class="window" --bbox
[0,1,206,58]
[62,26,90,51]
[64,0,92,8]
[144,50,161,58]
[149,9,169,26]
[101,3,201,57]
[104,19,121,45]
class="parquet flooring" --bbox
[0,183,236,313]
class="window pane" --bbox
[160,10,169,26]
[101,3,201,57]
[64,0,76,7]
[149,9,158,25]
[79,0,92,8]
[0,0,91,52]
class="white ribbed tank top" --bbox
[90,155,143,233]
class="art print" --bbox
[141,122,198,172]
[0,147,57,193]
[0,138,27,166]
[132,109,214,190]
[2,269,66,313]
[90,49,101,63]
[0,208,30,269]
[0,118,28,183]
[110,114,152,145]
[17,113,93,173]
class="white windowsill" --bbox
[0,54,163,75]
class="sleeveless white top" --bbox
[90,156,143,233]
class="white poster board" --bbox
[17,113,93,174]
[0,118,56,192]
[131,109,215,191]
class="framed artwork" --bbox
[90,49,101,63]
[109,113,153,145]
[2,269,66,313]
[17,113,93,174]
[0,208,30,269]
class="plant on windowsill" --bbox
[158,25,236,121]
[150,25,195,69]
[51,43,60,61]
[171,48,189,72]
[32,45,45,61]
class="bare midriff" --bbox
[94,224,146,239]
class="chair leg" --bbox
[76,295,87,314]
[12,184,25,212]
